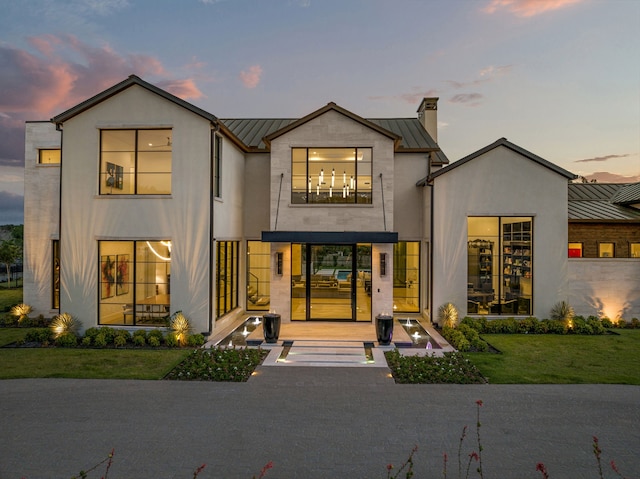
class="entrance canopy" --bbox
[261,231,398,244]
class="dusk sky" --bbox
[1,0,639,225]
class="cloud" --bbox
[448,65,512,89]
[0,191,24,226]
[369,88,439,105]
[239,65,263,89]
[156,79,204,100]
[574,154,631,163]
[449,93,484,105]
[0,34,206,168]
[483,0,583,17]
[584,172,640,184]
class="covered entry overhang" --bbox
[261,231,398,243]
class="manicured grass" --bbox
[465,330,640,384]
[0,347,190,380]
[0,329,190,379]
[0,287,22,316]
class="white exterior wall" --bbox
[58,85,213,333]
[568,259,640,320]
[432,145,569,321]
[23,122,61,316]
[269,110,395,232]
[267,110,396,320]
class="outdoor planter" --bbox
[375,314,394,345]
[262,313,281,343]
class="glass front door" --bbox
[291,243,371,321]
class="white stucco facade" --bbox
[25,75,639,339]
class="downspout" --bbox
[428,152,434,323]
[55,122,63,313]
[379,173,386,231]
[274,173,284,231]
[208,120,220,335]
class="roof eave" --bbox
[51,75,218,125]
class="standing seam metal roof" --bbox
[568,183,640,221]
[219,117,445,155]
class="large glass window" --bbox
[291,148,372,204]
[631,243,640,258]
[100,129,172,195]
[39,149,60,164]
[393,242,420,313]
[98,240,171,326]
[246,241,270,311]
[467,217,533,315]
[217,241,239,318]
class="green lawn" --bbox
[466,330,640,384]
[0,328,190,379]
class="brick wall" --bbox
[568,222,640,258]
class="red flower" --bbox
[387,464,394,470]
[476,399,483,407]
[469,451,479,462]
[536,462,549,479]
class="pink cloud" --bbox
[156,79,203,100]
[239,65,263,89]
[0,34,202,118]
[483,0,583,17]
[584,172,640,184]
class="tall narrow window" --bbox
[216,241,239,318]
[52,240,60,309]
[291,148,372,204]
[468,217,533,315]
[100,129,171,195]
[98,240,171,326]
[213,133,222,198]
[39,149,60,164]
[393,242,420,313]
[246,241,271,311]
[631,243,640,258]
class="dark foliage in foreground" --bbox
[385,350,486,384]
[165,347,269,382]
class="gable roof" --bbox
[220,116,447,160]
[51,75,218,125]
[568,183,640,221]
[418,137,576,185]
[261,102,402,148]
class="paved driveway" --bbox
[1,368,639,478]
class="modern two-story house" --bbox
[23,75,639,337]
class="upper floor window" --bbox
[39,149,60,164]
[291,147,372,204]
[213,133,222,198]
[100,129,171,195]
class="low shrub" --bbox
[81,336,92,346]
[133,334,147,347]
[55,331,78,348]
[93,332,108,348]
[385,350,486,384]
[442,326,470,352]
[84,327,101,341]
[148,329,164,344]
[25,328,54,345]
[113,334,128,348]
[164,333,179,348]
[148,335,161,347]
[187,333,205,347]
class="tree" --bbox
[0,240,21,288]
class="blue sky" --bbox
[1,0,639,224]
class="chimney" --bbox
[417,97,438,143]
